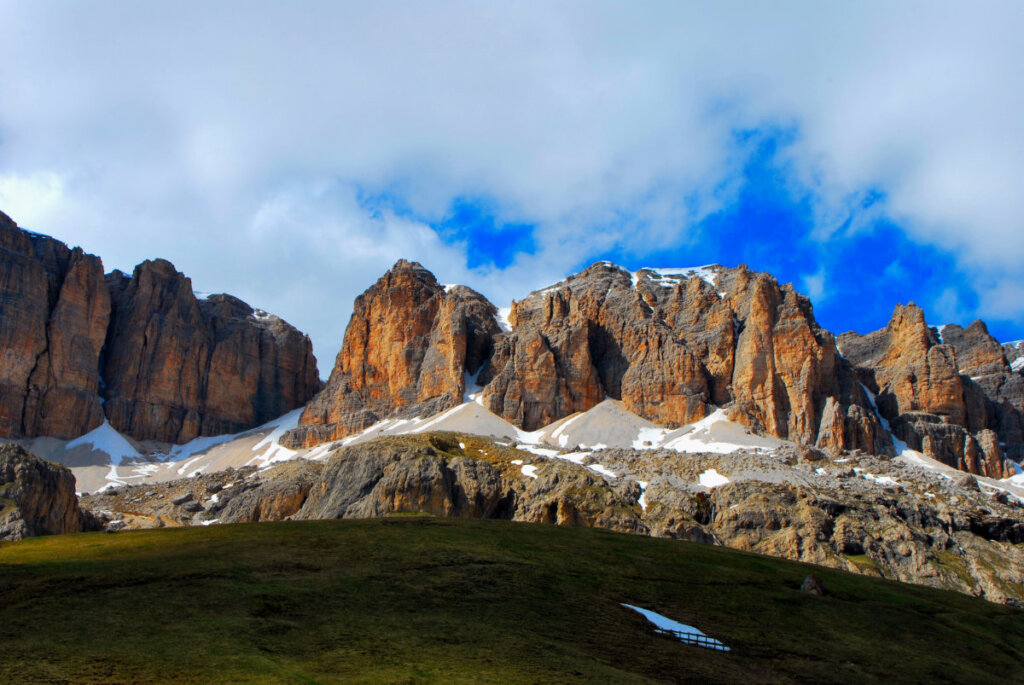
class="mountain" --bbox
[839,312,1024,479]
[284,259,1023,480]
[0,210,320,443]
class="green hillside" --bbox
[1,518,1022,683]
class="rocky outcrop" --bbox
[0,443,93,540]
[838,306,1024,477]
[285,260,501,447]
[103,260,320,443]
[290,261,886,456]
[0,210,110,440]
[0,210,320,445]
[80,433,1024,604]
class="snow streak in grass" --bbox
[621,603,730,651]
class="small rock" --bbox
[1004,597,1024,609]
[206,483,224,494]
[953,473,979,491]
[172,492,194,505]
[181,501,204,513]
[801,575,826,596]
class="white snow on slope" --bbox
[588,463,618,479]
[621,603,729,651]
[67,420,143,466]
[495,307,513,332]
[520,464,539,479]
[248,408,302,467]
[698,468,730,489]
[167,431,243,462]
[634,408,782,455]
[635,265,720,289]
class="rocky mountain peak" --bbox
[0,212,320,445]
[283,260,501,448]
[840,302,1023,477]
[288,259,886,456]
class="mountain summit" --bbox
[285,259,1023,479]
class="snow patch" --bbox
[588,463,617,479]
[516,444,560,458]
[67,421,143,466]
[637,480,649,510]
[495,307,513,332]
[521,464,539,479]
[553,451,591,465]
[634,265,720,290]
[698,468,730,489]
[621,603,729,651]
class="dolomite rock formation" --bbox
[482,263,885,455]
[0,210,320,444]
[838,305,1024,477]
[284,260,502,447]
[0,443,93,540]
[81,433,1024,604]
[288,260,887,455]
[0,210,110,439]
[103,260,321,443]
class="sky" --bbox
[1,1,1022,368]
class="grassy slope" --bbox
[1,519,1022,684]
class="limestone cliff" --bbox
[103,260,321,443]
[0,210,320,444]
[0,210,109,439]
[285,260,501,447]
[289,261,886,455]
[838,305,1024,478]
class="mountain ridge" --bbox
[285,258,1024,480]
[0,210,320,444]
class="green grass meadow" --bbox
[1,518,1022,683]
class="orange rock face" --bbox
[839,304,1023,477]
[0,211,109,439]
[284,260,501,447]
[291,261,886,455]
[102,260,321,443]
[1,210,320,444]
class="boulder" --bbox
[0,443,91,540]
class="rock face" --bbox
[289,261,887,456]
[0,443,92,540]
[103,260,321,443]
[0,210,320,444]
[285,260,501,447]
[838,306,1024,478]
[81,433,1024,604]
[0,210,110,439]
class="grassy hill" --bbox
[1,518,1022,684]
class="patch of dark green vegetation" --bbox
[1,519,1022,683]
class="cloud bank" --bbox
[1,1,1021,358]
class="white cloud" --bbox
[0,172,65,230]
[0,1,1021,358]
[801,267,827,304]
